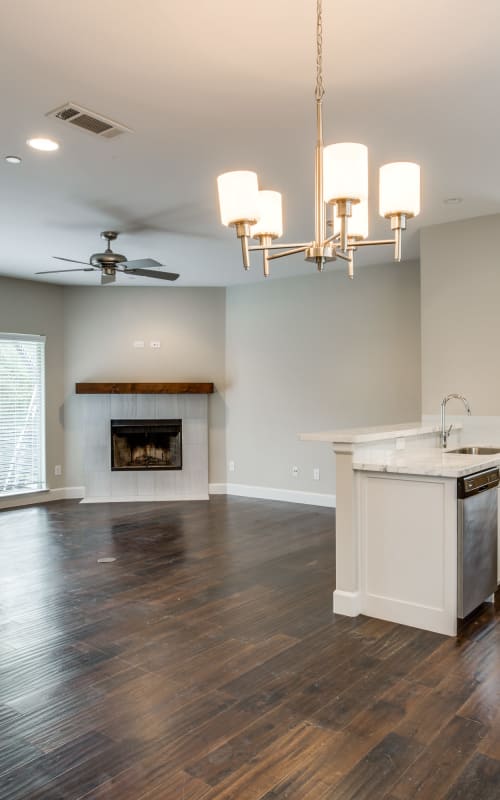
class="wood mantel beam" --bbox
[75,382,214,395]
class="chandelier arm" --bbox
[248,241,312,251]
[323,233,340,245]
[349,239,396,247]
[267,246,309,261]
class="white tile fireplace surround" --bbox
[79,393,209,502]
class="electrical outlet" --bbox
[133,340,145,349]
[228,460,235,472]
[54,465,62,476]
[292,466,299,478]
[150,340,161,349]
[395,437,406,450]
[313,468,320,481]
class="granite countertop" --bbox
[352,448,500,478]
[300,421,500,477]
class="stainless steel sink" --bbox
[446,446,500,455]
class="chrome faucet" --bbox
[440,394,472,449]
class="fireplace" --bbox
[111,419,182,471]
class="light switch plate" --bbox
[133,340,145,349]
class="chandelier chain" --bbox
[315,0,325,102]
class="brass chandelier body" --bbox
[217,0,420,279]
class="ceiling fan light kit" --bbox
[36,231,180,284]
[217,0,421,279]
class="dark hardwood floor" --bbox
[1,496,500,799]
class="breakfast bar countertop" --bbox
[300,422,444,444]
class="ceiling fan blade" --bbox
[36,268,96,274]
[122,258,163,269]
[122,268,179,281]
[101,272,116,285]
[53,256,93,266]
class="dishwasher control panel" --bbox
[458,468,499,499]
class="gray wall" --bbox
[421,214,500,415]
[0,276,65,488]
[1,262,422,499]
[225,261,422,495]
[62,286,226,485]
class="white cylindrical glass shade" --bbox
[379,162,420,218]
[333,198,369,240]
[217,170,260,226]
[323,143,368,203]
[250,191,283,239]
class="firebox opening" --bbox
[111,419,182,471]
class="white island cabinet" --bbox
[301,423,500,636]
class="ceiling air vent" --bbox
[46,103,132,139]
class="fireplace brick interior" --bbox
[111,419,182,470]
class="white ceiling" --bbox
[1,0,500,287]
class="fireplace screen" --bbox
[111,419,182,471]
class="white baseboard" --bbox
[208,483,227,495]
[363,593,457,636]
[0,486,85,510]
[333,590,362,617]
[63,486,86,500]
[1,483,333,510]
[209,482,336,508]
[80,494,209,504]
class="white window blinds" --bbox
[0,333,46,495]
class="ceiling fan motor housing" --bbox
[91,232,126,267]
[90,251,127,267]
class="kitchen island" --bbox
[301,423,500,635]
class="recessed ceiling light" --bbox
[443,197,463,205]
[5,155,22,164]
[27,137,59,152]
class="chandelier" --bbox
[216,0,420,279]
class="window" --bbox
[0,333,46,496]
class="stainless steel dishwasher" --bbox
[458,467,499,619]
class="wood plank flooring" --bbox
[0,495,499,799]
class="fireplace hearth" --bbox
[111,419,182,471]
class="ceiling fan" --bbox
[36,231,180,284]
